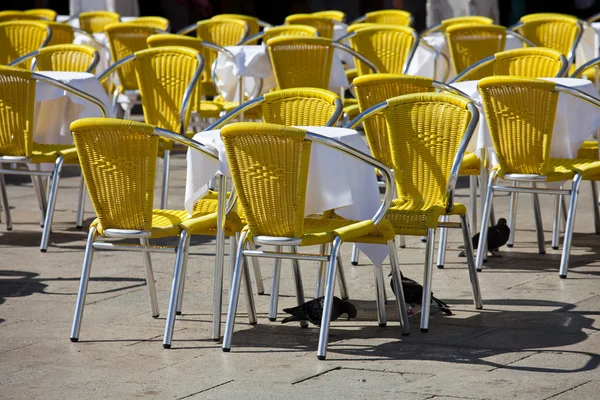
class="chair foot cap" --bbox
[351,262,358,266]
[399,245,406,248]
[379,323,387,327]
[70,337,78,342]
[559,274,567,279]
[176,311,182,315]
[402,331,410,336]
[420,328,429,333]
[163,344,171,349]
[268,317,276,322]
[476,268,482,272]
[507,244,513,248]
[40,249,47,253]
[152,314,160,319]
[437,265,444,269]
[317,355,326,360]
[539,251,546,255]
[212,338,220,342]
[552,246,559,250]
[76,225,82,230]
[222,348,231,352]
[421,238,427,243]
[7,227,12,231]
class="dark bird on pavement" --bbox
[281,296,357,326]
[390,271,452,315]
[458,218,510,257]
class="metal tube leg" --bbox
[76,175,86,229]
[336,251,349,301]
[317,237,342,360]
[591,181,600,234]
[212,175,227,341]
[247,242,265,295]
[32,174,46,227]
[507,182,518,247]
[350,243,360,265]
[268,246,282,321]
[372,261,387,327]
[460,214,482,309]
[531,183,546,255]
[140,238,159,318]
[290,246,308,328]
[469,175,477,232]
[0,174,12,231]
[476,170,497,271]
[40,157,63,252]
[70,227,97,342]
[176,245,189,316]
[241,252,257,325]
[163,231,190,349]
[315,243,328,298]
[420,228,436,333]
[436,215,449,269]
[160,150,171,209]
[561,195,568,231]
[228,234,237,292]
[559,175,582,279]
[490,204,496,227]
[552,194,561,250]
[398,235,406,248]
[222,231,249,352]
[387,240,410,335]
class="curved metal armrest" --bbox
[87,51,101,73]
[418,38,449,80]
[305,130,394,226]
[571,55,600,77]
[568,21,584,66]
[420,23,441,37]
[206,96,265,130]
[331,42,379,73]
[258,20,272,28]
[508,31,537,47]
[180,53,205,135]
[349,15,366,25]
[448,55,494,84]
[240,31,264,45]
[176,23,198,36]
[42,25,53,48]
[334,31,352,43]
[433,81,483,113]
[8,50,40,69]
[344,100,388,130]
[32,72,109,117]
[72,27,109,50]
[97,53,136,84]
[201,41,235,92]
[588,12,600,23]
[555,83,600,108]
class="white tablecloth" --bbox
[185,126,387,266]
[451,77,600,162]
[214,45,349,102]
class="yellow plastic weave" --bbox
[517,14,581,57]
[285,14,335,39]
[445,23,506,78]
[261,88,340,126]
[43,22,75,46]
[478,76,559,178]
[78,11,120,34]
[24,8,57,21]
[261,25,318,42]
[35,44,98,73]
[131,16,169,31]
[312,10,346,22]
[440,16,494,32]
[0,11,44,22]
[212,14,259,37]
[363,10,413,26]
[0,66,35,158]
[0,21,50,68]
[577,141,598,160]
[348,26,416,75]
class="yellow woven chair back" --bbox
[440,16,494,32]
[131,16,170,31]
[354,74,434,167]
[35,44,98,73]
[212,14,260,37]
[477,76,558,177]
[25,8,57,21]
[348,25,417,75]
[261,88,340,126]
[445,23,506,78]
[385,92,474,210]
[71,118,158,232]
[493,47,565,77]
[312,10,346,22]
[135,46,201,135]
[267,36,334,90]
[517,14,581,57]
[43,22,75,46]
[78,11,120,34]
[105,23,157,91]
[0,66,35,158]
[262,25,318,42]
[285,14,335,39]
[0,11,45,22]
[363,10,413,26]
[221,122,312,238]
[0,21,50,68]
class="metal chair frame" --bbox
[9,47,101,73]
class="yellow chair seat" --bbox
[492,158,587,182]
[386,202,467,236]
[31,143,79,163]
[198,101,226,118]
[577,140,598,160]
[192,189,247,223]
[459,152,481,175]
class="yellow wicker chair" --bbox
[0,66,109,251]
[352,9,413,27]
[211,14,265,37]
[25,8,58,21]
[284,14,336,39]
[41,21,75,46]
[0,21,52,68]
[476,76,600,278]
[67,118,252,346]
[421,15,494,36]
[78,10,120,34]
[240,24,318,45]
[347,92,483,332]
[572,58,600,163]
[312,10,346,22]
[220,122,410,360]
[131,16,170,32]
[0,11,46,22]
[10,44,100,73]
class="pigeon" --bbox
[281,296,357,326]
[389,271,452,315]
[458,218,510,257]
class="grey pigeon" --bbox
[281,296,357,326]
[458,218,510,257]
[390,271,452,315]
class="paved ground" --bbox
[1,154,599,399]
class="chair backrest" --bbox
[25,8,57,21]
[354,74,435,167]
[212,14,260,37]
[348,25,418,75]
[445,23,507,78]
[0,11,45,22]
[440,16,494,32]
[79,10,120,34]
[71,118,158,233]
[262,25,318,42]
[285,14,335,39]
[516,14,582,63]
[266,36,334,90]
[0,66,36,158]
[384,92,475,211]
[0,21,51,68]
[35,44,99,73]
[478,76,558,177]
[221,122,312,239]
[135,46,202,135]
[261,88,341,126]
[43,22,75,46]
[363,10,413,26]
[105,22,158,91]
[131,16,170,32]
[312,10,346,22]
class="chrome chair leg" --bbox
[387,240,410,335]
[561,194,568,231]
[247,242,265,294]
[268,246,282,321]
[350,243,359,265]
[70,226,97,342]
[76,175,86,229]
[469,175,477,233]
[476,170,497,271]
[559,175,583,279]
[290,246,308,328]
[531,183,545,255]
[507,182,518,247]
[315,243,328,298]
[222,231,249,352]
[436,215,449,269]
[0,173,12,231]
[552,194,561,250]
[420,228,436,333]
[591,180,600,234]
[160,150,170,209]
[163,231,190,349]
[241,251,257,325]
[175,244,189,316]
[40,157,64,252]
[336,251,349,300]
[228,234,238,291]
[372,260,387,327]
[32,174,47,227]
[140,238,159,318]
[460,214,482,309]
[317,236,342,360]
[398,235,406,248]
